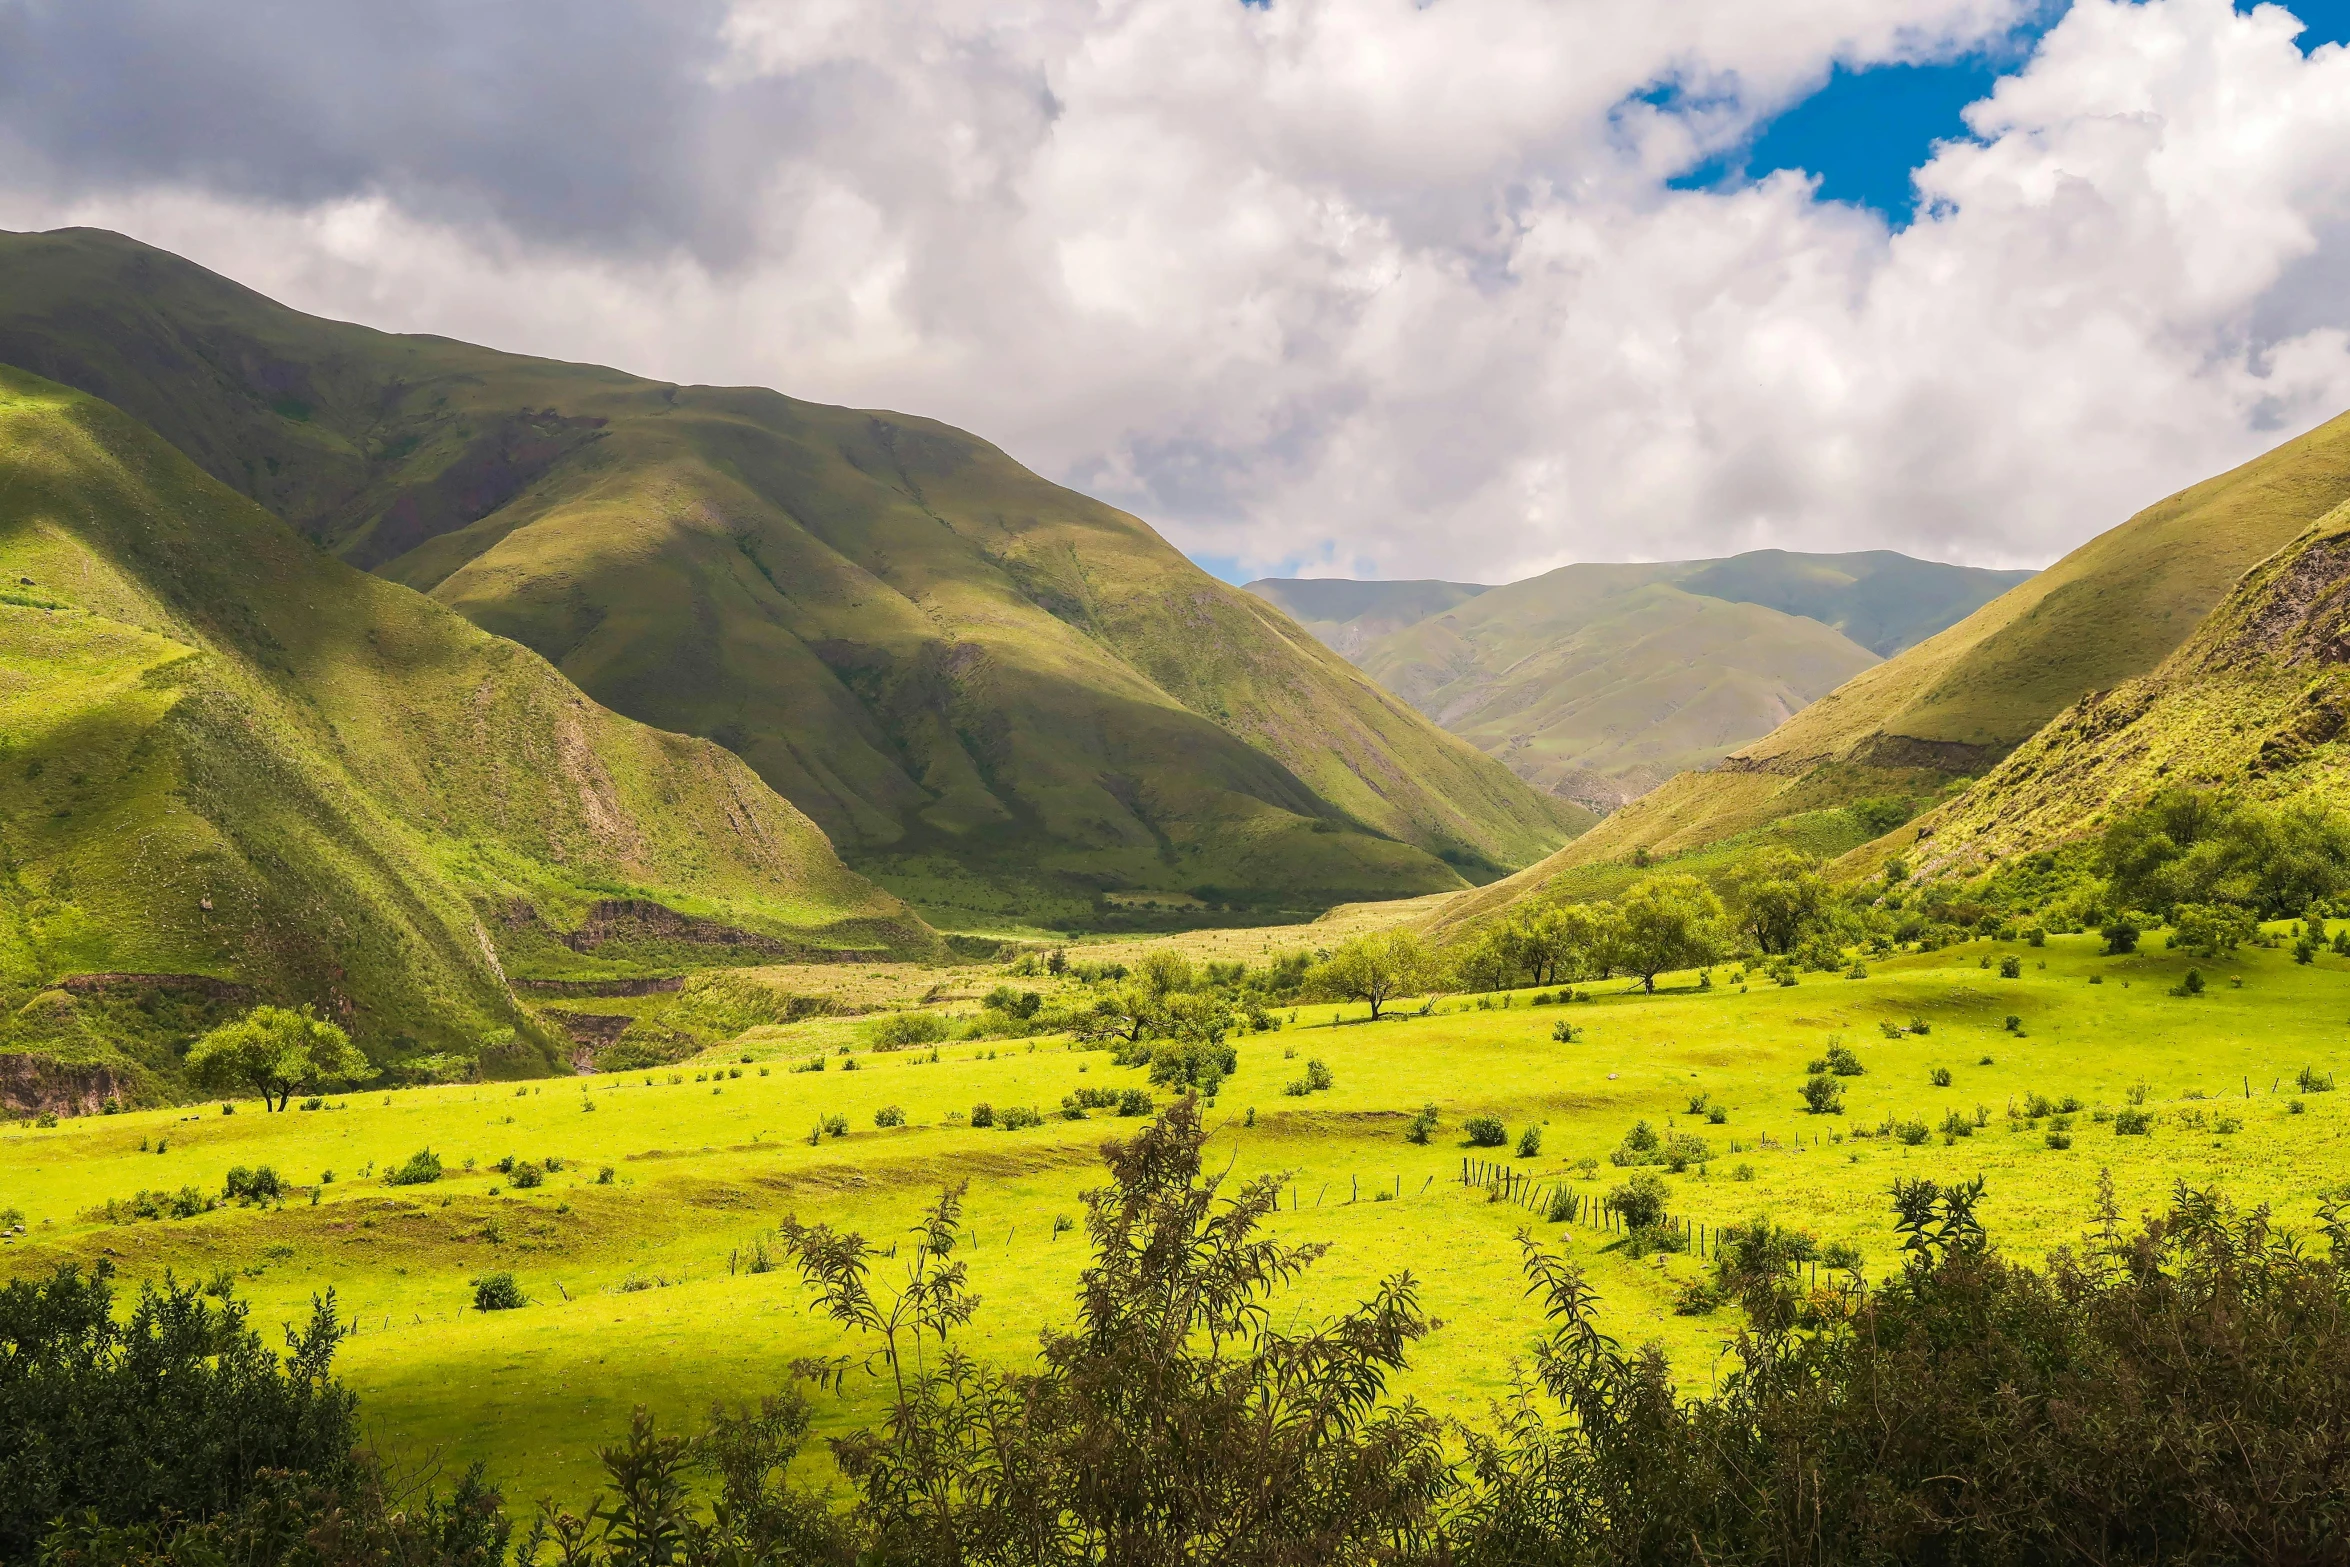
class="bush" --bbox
[1801,1073,1844,1115]
[2102,919,2140,955]
[596,1165,615,1185]
[1930,1066,1953,1088]
[2170,968,2206,997]
[875,1105,906,1127]
[472,1272,525,1311]
[383,1149,442,1186]
[998,1106,1044,1131]
[1608,1172,1669,1229]
[869,1011,950,1049]
[1306,1057,1334,1091]
[1824,1043,1864,1076]
[971,1102,995,1128]
[2046,1129,2074,1149]
[1939,1110,1974,1140]
[1894,1117,1931,1146]
[1516,1125,1543,1158]
[1706,1103,1729,1125]
[1663,1132,1712,1173]
[1116,1088,1154,1117]
[508,1161,544,1189]
[1998,955,2022,978]
[2296,1065,2337,1093]
[1405,1105,1439,1144]
[1464,1115,1507,1148]
[2027,926,2046,946]
[222,1165,284,1204]
[2114,1107,2154,1136]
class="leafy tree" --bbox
[2104,789,2350,917]
[1725,848,1829,956]
[2171,902,2255,957]
[778,1099,1451,1564]
[1316,930,1433,1019]
[1611,875,1724,993]
[185,1006,370,1112]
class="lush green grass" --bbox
[7,926,2345,1506]
[0,366,927,1095]
[0,228,1578,920]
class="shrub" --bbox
[823,1114,849,1138]
[2296,1065,2337,1093]
[1733,1162,1757,1181]
[1405,1105,1439,1144]
[1706,1103,1729,1124]
[1551,1019,1580,1043]
[1545,1186,1580,1222]
[596,1166,615,1185]
[1878,1020,1905,1039]
[2170,968,2206,997]
[1939,1110,1974,1140]
[1662,1132,1712,1173]
[998,1106,1044,1131]
[1894,1118,1931,1146]
[971,1103,995,1128]
[2047,1130,2074,1149]
[1306,1057,1334,1091]
[2026,926,2046,946]
[1998,955,2022,978]
[2102,920,2140,955]
[222,1166,284,1204]
[1516,1125,1543,1158]
[508,1162,544,1189]
[874,1105,906,1127]
[383,1149,442,1186]
[869,1011,950,1049]
[2114,1107,2153,1136]
[1116,1088,1154,1117]
[1824,1043,1864,1077]
[1464,1115,1507,1148]
[1930,1066,1953,1087]
[472,1272,526,1311]
[1673,1277,1725,1315]
[1608,1172,1669,1229]
[1801,1073,1844,1115]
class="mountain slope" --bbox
[0,365,928,1107]
[0,228,1579,925]
[1242,578,1491,659]
[1428,408,2350,934]
[1264,551,2020,814]
[1901,503,2350,876]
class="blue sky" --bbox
[1681,0,2350,225]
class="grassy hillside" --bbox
[1440,410,2350,928]
[1308,551,2016,815]
[4,925,2343,1502]
[1895,501,2350,876]
[1242,577,1491,658]
[0,366,929,1108]
[0,229,1579,929]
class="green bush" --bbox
[508,1162,544,1189]
[1895,1118,1931,1146]
[1930,1066,1953,1087]
[875,1105,906,1128]
[971,1103,995,1128]
[1116,1088,1154,1117]
[2296,1065,2337,1093]
[1801,1073,1844,1115]
[1464,1115,1507,1148]
[2102,920,2140,955]
[222,1166,284,1204]
[1405,1105,1438,1144]
[383,1149,442,1186]
[869,1011,950,1049]
[2114,1107,2154,1136]
[1516,1125,1543,1158]
[1998,955,2022,978]
[1608,1172,1669,1229]
[471,1272,525,1311]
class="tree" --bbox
[1724,848,1828,956]
[1316,930,1432,1019]
[1611,875,1723,993]
[185,1006,370,1111]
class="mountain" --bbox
[0,365,930,1111]
[1242,578,1491,659]
[1897,502,2350,877]
[1252,551,2025,813]
[1429,407,2350,933]
[0,229,1580,929]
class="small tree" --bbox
[1725,849,1828,956]
[1316,930,1432,1020]
[185,1006,369,1112]
[1613,876,1724,993]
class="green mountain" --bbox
[1899,501,2350,877]
[0,365,929,1111]
[1242,578,1491,659]
[1429,408,2350,933]
[0,228,1579,929]
[1253,551,2024,813]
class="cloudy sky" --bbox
[4,0,2350,584]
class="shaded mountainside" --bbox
[1428,410,2350,934]
[0,366,929,1108]
[1255,551,2022,815]
[1893,503,2350,877]
[0,229,1580,927]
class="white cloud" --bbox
[2,0,2348,581]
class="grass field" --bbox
[5,924,2346,1508]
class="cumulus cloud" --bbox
[0,0,2347,582]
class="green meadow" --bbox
[5,926,2346,1505]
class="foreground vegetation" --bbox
[8,1097,2345,1564]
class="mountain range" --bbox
[0,229,1579,941]
[1250,551,2029,811]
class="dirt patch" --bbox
[0,1053,134,1117]
[563,900,791,955]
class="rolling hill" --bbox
[1428,407,2350,934]
[1895,500,2350,878]
[0,228,1580,929]
[0,365,931,1110]
[1242,578,1492,659]
[1253,551,2026,813]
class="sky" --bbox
[4,1,2350,586]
